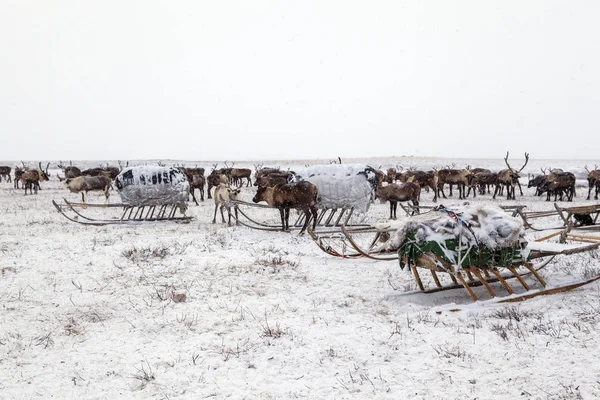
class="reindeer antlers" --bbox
[504,151,530,173]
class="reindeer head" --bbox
[38,162,50,181]
[504,151,529,181]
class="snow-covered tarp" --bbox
[115,166,190,206]
[292,164,378,213]
[384,204,529,268]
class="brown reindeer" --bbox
[188,175,206,205]
[255,174,289,188]
[585,165,600,200]
[469,171,498,196]
[538,171,576,202]
[437,169,472,200]
[64,176,112,202]
[386,168,397,184]
[206,165,228,199]
[230,168,252,187]
[20,162,50,195]
[252,181,318,234]
[13,166,24,189]
[375,182,421,219]
[57,161,82,179]
[0,166,11,183]
[406,170,438,202]
[494,152,529,200]
[180,167,205,204]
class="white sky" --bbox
[1,1,599,161]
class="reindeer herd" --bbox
[1,155,600,225]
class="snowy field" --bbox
[1,156,600,399]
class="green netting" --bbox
[398,232,528,269]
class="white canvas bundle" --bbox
[115,166,190,206]
[293,164,377,213]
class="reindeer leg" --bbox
[389,202,393,219]
[279,208,286,231]
[220,204,226,223]
[300,209,310,234]
[191,188,199,206]
[212,204,219,224]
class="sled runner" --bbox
[53,198,192,225]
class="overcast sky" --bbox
[1,1,598,161]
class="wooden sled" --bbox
[230,200,371,233]
[554,203,600,231]
[515,203,600,231]
[53,198,193,226]
[402,239,599,302]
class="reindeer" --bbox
[255,174,289,188]
[206,164,228,199]
[13,166,24,189]
[230,168,252,187]
[585,165,600,200]
[212,184,240,225]
[538,171,576,202]
[64,175,112,202]
[253,168,295,186]
[375,182,421,219]
[179,167,205,204]
[406,170,438,201]
[527,168,549,196]
[436,168,471,200]
[494,152,529,200]
[188,174,206,205]
[0,166,11,183]
[386,168,397,184]
[20,162,50,195]
[57,161,82,179]
[81,162,126,180]
[252,181,318,234]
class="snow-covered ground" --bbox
[1,157,599,399]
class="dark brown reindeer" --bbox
[20,162,50,195]
[0,166,11,183]
[252,181,318,234]
[253,167,294,187]
[494,152,529,200]
[375,182,421,219]
[537,171,576,202]
[230,168,252,187]
[81,161,125,180]
[188,174,206,205]
[180,167,206,205]
[255,174,289,188]
[13,165,25,189]
[406,170,438,202]
[206,164,228,199]
[585,165,600,200]
[57,160,82,179]
[436,168,472,200]
[527,168,549,196]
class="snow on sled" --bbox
[53,166,193,225]
[232,164,378,232]
[311,203,600,303]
